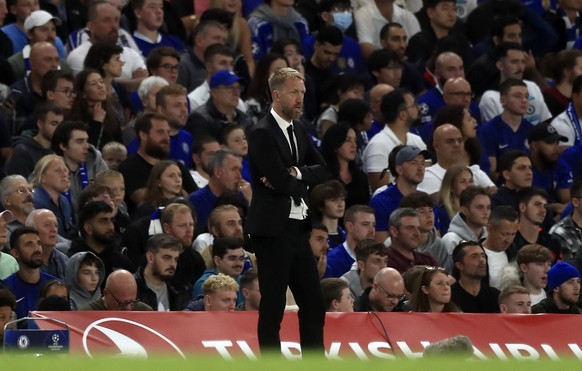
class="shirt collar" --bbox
[271,107,293,131]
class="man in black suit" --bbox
[246,68,329,355]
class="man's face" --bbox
[462,194,491,229]
[375,62,403,87]
[13,233,42,268]
[391,216,420,251]
[435,126,464,162]
[335,287,354,312]
[62,129,89,165]
[370,279,404,312]
[86,212,116,245]
[360,252,388,284]
[164,211,195,248]
[309,228,329,258]
[501,23,522,44]
[207,54,234,75]
[383,26,407,59]
[152,56,179,83]
[30,44,59,77]
[214,247,245,277]
[501,293,531,314]
[487,219,519,251]
[135,0,163,30]
[212,209,243,239]
[443,79,473,108]
[416,206,435,232]
[313,41,341,69]
[150,247,179,280]
[77,263,100,292]
[521,195,547,226]
[397,154,425,185]
[556,277,581,306]
[193,141,221,169]
[205,289,237,311]
[347,212,375,243]
[103,285,138,311]
[458,245,487,279]
[401,93,419,125]
[520,261,551,290]
[0,305,12,337]
[159,94,188,128]
[274,77,305,121]
[532,141,560,163]
[323,196,345,219]
[504,156,532,189]
[3,179,34,215]
[427,1,456,30]
[502,85,529,116]
[435,55,464,85]
[197,25,228,50]
[12,0,38,22]
[29,20,56,44]
[242,279,261,311]
[88,3,120,43]
[569,56,582,83]
[215,154,243,191]
[38,112,63,142]
[142,118,171,158]
[47,78,75,109]
[35,212,59,248]
[211,83,241,109]
[498,50,525,80]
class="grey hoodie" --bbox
[65,251,105,310]
[417,228,453,273]
[442,213,488,256]
[5,130,53,179]
[250,4,304,43]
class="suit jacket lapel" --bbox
[268,113,294,164]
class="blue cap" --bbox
[548,262,580,291]
[209,70,242,89]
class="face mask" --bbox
[332,11,353,33]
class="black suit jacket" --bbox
[246,113,328,236]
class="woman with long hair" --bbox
[67,69,123,149]
[321,123,369,207]
[219,124,252,183]
[438,165,474,235]
[132,160,187,219]
[411,267,459,313]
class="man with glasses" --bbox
[451,240,500,313]
[0,175,35,241]
[354,267,405,312]
[363,89,426,192]
[191,237,244,305]
[82,269,152,311]
[186,70,251,142]
[146,46,180,84]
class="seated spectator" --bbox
[31,155,75,237]
[80,269,153,310]
[38,280,70,305]
[550,180,582,260]
[532,262,582,314]
[0,176,35,239]
[189,136,221,189]
[130,0,184,58]
[411,266,460,313]
[336,99,373,171]
[236,269,260,311]
[490,150,533,210]
[185,273,239,311]
[321,277,354,312]
[94,169,129,223]
[498,285,532,314]
[451,240,501,313]
[310,180,347,248]
[65,252,105,310]
[354,267,405,312]
[101,142,127,171]
[316,73,364,137]
[543,0,582,50]
[436,165,474,235]
[551,74,582,149]
[124,76,169,144]
[367,49,403,90]
[218,124,251,183]
[0,288,15,343]
[341,239,388,300]
[0,210,19,279]
[146,46,180,84]
[309,223,330,279]
[79,183,129,241]
[514,244,553,305]
[543,50,582,117]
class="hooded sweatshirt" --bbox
[65,251,105,310]
[5,130,53,179]
[442,213,488,255]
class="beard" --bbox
[93,231,116,245]
[145,138,170,159]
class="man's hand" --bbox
[289,167,297,177]
[237,180,253,203]
[317,254,327,279]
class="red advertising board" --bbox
[31,311,582,360]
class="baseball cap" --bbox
[209,70,242,89]
[395,146,431,166]
[24,10,62,33]
[527,121,567,144]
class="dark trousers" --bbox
[251,219,325,354]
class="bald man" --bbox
[81,269,153,310]
[366,83,394,140]
[354,267,405,312]
[417,124,495,195]
[10,42,60,122]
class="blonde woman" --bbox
[437,165,474,235]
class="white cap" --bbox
[24,10,62,33]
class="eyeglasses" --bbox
[105,288,140,309]
[54,88,77,97]
[15,187,34,195]
[376,283,405,302]
[400,102,418,112]
[425,266,447,272]
[446,91,473,99]
[160,63,180,71]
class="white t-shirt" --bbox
[484,248,509,289]
[417,163,494,195]
[354,1,420,49]
[363,125,427,175]
[530,289,546,306]
[551,110,579,147]
[67,41,146,80]
[479,80,551,125]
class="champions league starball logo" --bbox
[82,318,185,358]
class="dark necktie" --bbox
[287,124,298,165]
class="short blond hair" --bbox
[202,273,239,295]
[102,141,127,156]
[268,67,304,92]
